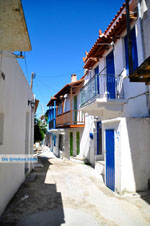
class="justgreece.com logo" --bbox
[0,155,38,163]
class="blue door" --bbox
[106,129,115,191]
[106,51,115,99]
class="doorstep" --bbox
[95,161,105,175]
[70,156,84,164]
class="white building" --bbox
[0,0,34,215]
[80,0,150,194]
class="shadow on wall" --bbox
[127,118,150,204]
[80,128,90,159]
[0,157,65,226]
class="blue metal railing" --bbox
[80,73,124,107]
[48,100,56,129]
[80,74,98,106]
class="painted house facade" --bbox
[80,0,150,194]
[0,0,34,215]
[47,75,85,159]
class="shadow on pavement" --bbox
[137,190,150,205]
[0,156,65,226]
[16,207,65,226]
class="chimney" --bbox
[71,74,77,83]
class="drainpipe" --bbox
[146,86,150,116]
[125,0,133,75]
[70,86,72,124]
[138,0,146,61]
[0,51,2,77]
[138,0,150,115]
[54,100,56,129]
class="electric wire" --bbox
[34,80,48,104]
[36,69,84,78]
[33,81,48,117]
[36,79,61,93]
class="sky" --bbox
[18,0,124,117]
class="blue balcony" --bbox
[48,108,85,129]
[48,107,56,130]
[80,73,125,119]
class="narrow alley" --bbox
[1,152,150,226]
[1,0,150,225]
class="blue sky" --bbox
[19,0,124,117]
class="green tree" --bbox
[34,118,47,143]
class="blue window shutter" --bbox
[106,51,115,99]
[124,27,138,74]
[94,66,99,75]
[131,27,138,71]
[94,66,99,94]
[124,35,129,74]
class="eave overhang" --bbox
[47,79,84,106]
[83,0,138,70]
[0,0,31,51]
[83,13,136,70]
[129,57,150,84]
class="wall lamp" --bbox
[28,100,35,109]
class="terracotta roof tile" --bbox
[83,0,138,69]
[47,79,84,106]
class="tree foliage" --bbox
[34,118,47,143]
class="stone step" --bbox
[95,161,105,175]
[70,156,84,164]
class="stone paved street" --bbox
[1,152,150,226]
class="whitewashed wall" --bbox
[79,114,96,165]
[0,51,34,215]
[102,117,150,194]
[121,117,150,193]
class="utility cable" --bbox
[36,69,83,78]
[34,80,48,104]
[36,79,60,93]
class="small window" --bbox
[57,104,63,115]
[0,113,4,145]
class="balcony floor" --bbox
[48,128,65,135]
[80,97,126,119]
[56,124,85,129]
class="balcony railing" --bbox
[80,74,124,107]
[56,110,85,127]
